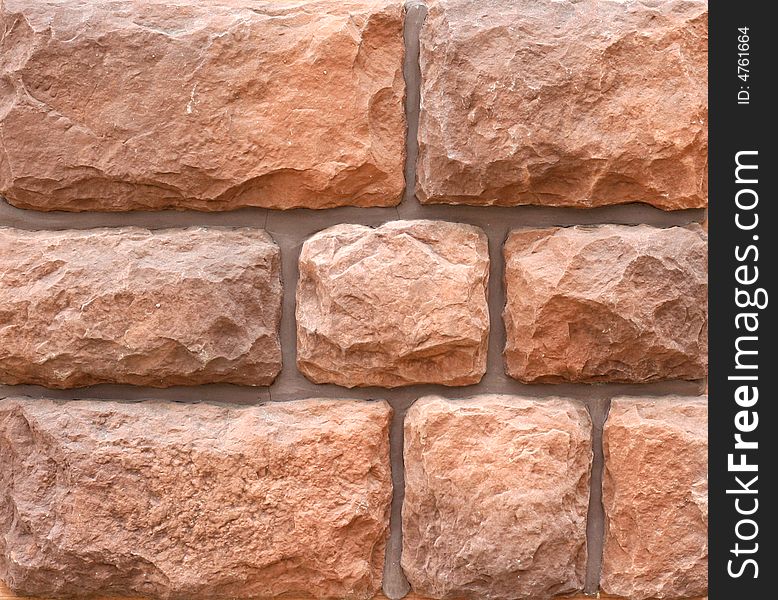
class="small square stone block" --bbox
[402,395,592,600]
[602,397,708,599]
[296,220,490,388]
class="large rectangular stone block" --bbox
[0,0,405,211]
[503,224,707,383]
[0,398,392,599]
[417,0,707,210]
[0,227,282,387]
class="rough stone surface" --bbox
[602,397,708,599]
[402,395,592,600]
[0,397,392,599]
[504,224,707,383]
[417,0,708,210]
[0,0,405,211]
[297,220,489,388]
[0,227,282,387]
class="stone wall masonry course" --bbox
[503,224,708,383]
[0,0,406,211]
[0,227,282,387]
[0,397,393,599]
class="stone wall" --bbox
[0,1,708,599]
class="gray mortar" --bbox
[0,1,706,597]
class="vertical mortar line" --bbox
[381,3,428,597]
[483,223,511,388]
[584,396,611,595]
[383,396,414,599]
[269,227,303,400]
[398,1,427,214]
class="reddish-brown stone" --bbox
[503,224,708,383]
[402,395,591,600]
[0,397,392,599]
[0,227,282,387]
[602,397,708,599]
[296,220,490,388]
[0,0,405,211]
[417,0,708,210]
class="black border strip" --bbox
[709,1,775,595]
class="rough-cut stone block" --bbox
[0,397,392,599]
[602,397,708,599]
[417,0,707,210]
[297,220,489,388]
[504,224,707,383]
[402,395,591,600]
[0,227,282,387]
[0,0,405,211]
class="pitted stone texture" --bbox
[402,395,591,600]
[417,0,707,210]
[0,398,392,599]
[0,227,281,387]
[296,220,489,388]
[602,397,708,599]
[0,0,405,211]
[504,224,707,383]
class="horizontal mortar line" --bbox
[0,379,707,404]
[0,581,631,600]
[0,199,705,232]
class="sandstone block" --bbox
[503,225,707,383]
[417,0,708,210]
[402,395,592,600]
[296,220,489,388]
[602,397,708,599]
[0,227,282,387]
[0,398,392,599]
[0,0,405,211]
